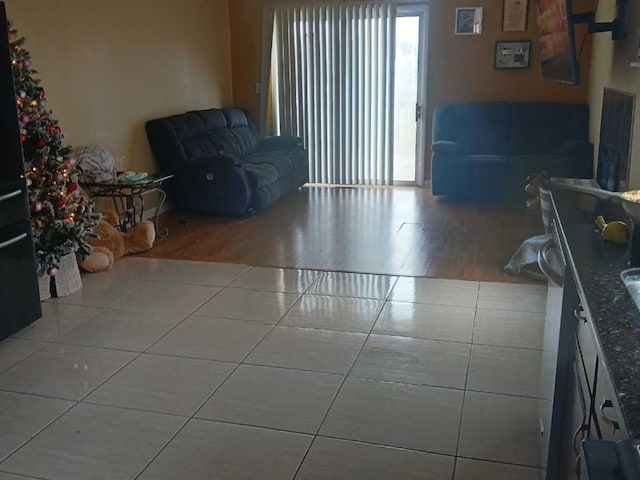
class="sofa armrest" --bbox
[559,140,594,178]
[257,136,304,151]
[432,140,458,156]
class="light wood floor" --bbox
[140,186,543,283]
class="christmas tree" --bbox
[8,21,98,277]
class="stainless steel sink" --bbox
[620,268,640,311]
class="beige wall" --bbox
[428,0,591,106]
[229,0,593,180]
[5,0,233,173]
[588,0,640,187]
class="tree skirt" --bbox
[38,253,83,300]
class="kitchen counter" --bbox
[552,189,640,439]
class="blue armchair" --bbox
[431,102,593,202]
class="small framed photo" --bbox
[495,40,531,69]
[503,0,528,32]
[455,7,483,35]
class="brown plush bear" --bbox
[77,210,156,273]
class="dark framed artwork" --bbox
[455,7,483,35]
[597,88,635,191]
[495,40,531,69]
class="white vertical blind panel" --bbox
[386,5,396,182]
[357,5,365,184]
[311,8,321,182]
[273,2,395,185]
[318,7,327,183]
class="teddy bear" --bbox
[77,210,156,273]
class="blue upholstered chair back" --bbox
[432,102,590,157]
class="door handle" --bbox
[574,305,587,323]
[600,399,621,431]
[0,232,27,250]
[0,189,21,203]
[575,454,582,478]
[572,423,586,455]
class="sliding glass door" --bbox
[393,5,429,185]
[264,2,429,187]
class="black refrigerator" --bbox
[0,0,42,339]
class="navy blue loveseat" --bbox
[431,102,593,202]
[146,108,308,216]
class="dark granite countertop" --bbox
[552,189,640,439]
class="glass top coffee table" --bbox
[80,173,174,238]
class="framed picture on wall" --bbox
[503,0,528,32]
[455,7,483,35]
[495,40,531,69]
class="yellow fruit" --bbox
[597,217,630,245]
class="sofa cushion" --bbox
[244,151,295,177]
[195,109,228,129]
[224,108,259,157]
[182,135,225,161]
[242,162,279,188]
[459,128,510,156]
[189,108,258,158]
[509,127,564,155]
[168,113,207,140]
[229,128,258,157]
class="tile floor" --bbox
[0,258,548,480]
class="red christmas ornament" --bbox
[20,134,26,143]
[40,89,45,98]
[36,138,46,149]
[54,196,65,208]
[67,182,78,193]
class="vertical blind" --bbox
[271,3,397,185]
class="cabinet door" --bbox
[574,306,597,394]
[593,359,625,441]
[0,221,41,340]
[540,281,564,471]
[0,179,29,230]
[559,359,589,480]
